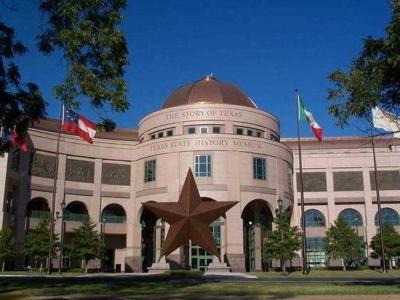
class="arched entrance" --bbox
[140,207,158,271]
[101,204,127,272]
[242,199,273,272]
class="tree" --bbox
[370,223,400,270]
[327,0,400,127]
[0,21,46,155]
[263,209,301,274]
[325,217,365,270]
[37,0,130,130]
[0,226,14,272]
[24,218,58,272]
[68,218,104,273]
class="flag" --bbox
[11,131,29,152]
[298,96,323,141]
[62,107,97,143]
[372,106,400,138]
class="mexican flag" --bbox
[298,97,323,141]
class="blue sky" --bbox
[3,0,391,138]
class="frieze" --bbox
[65,159,94,183]
[165,108,244,121]
[149,138,263,152]
[296,172,327,192]
[102,163,131,185]
[333,171,364,191]
[369,170,400,190]
[31,153,56,178]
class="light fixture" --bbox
[278,198,283,210]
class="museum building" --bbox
[0,75,399,272]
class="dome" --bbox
[163,75,257,109]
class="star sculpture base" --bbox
[147,262,170,274]
[204,255,231,273]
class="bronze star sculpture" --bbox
[142,168,238,261]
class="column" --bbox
[14,152,30,269]
[125,161,142,272]
[326,168,335,225]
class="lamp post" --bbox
[277,199,284,273]
[248,220,253,271]
[100,217,107,271]
[58,202,66,274]
[48,211,60,274]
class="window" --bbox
[288,168,293,189]
[158,132,164,138]
[194,155,211,177]
[306,237,326,268]
[253,157,266,180]
[247,129,253,136]
[188,127,196,134]
[271,133,279,141]
[304,209,326,227]
[151,135,155,139]
[339,209,363,226]
[212,127,220,134]
[144,160,156,182]
[200,127,208,134]
[256,131,262,138]
[374,208,400,226]
[236,128,243,135]
[167,130,173,136]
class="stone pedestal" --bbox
[147,261,170,274]
[205,256,231,273]
[124,256,142,273]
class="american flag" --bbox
[62,107,97,144]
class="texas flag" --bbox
[62,107,97,144]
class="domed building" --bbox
[0,76,399,272]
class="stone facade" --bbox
[0,77,399,272]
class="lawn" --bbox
[1,281,399,298]
[0,272,399,299]
[250,269,400,278]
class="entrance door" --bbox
[190,222,220,271]
[247,226,256,271]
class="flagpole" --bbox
[295,90,308,275]
[371,135,386,272]
[47,102,63,275]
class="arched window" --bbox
[101,204,126,223]
[338,209,363,226]
[26,197,50,219]
[65,201,89,222]
[374,208,400,226]
[304,209,326,227]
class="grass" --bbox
[0,270,399,298]
[0,280,399,298]
[250,269,400,278]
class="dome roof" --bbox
[163,75,257,109]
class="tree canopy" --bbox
[68,218,104,273]
[262,209,301,274]
[37,0,129,130]
[327,0,400,127]
[24,218,58,272]
[0,0,130,156]
[0,21,46,155]
[370,223,400,269]
[0,226,14,271]
[325,217,365,270]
